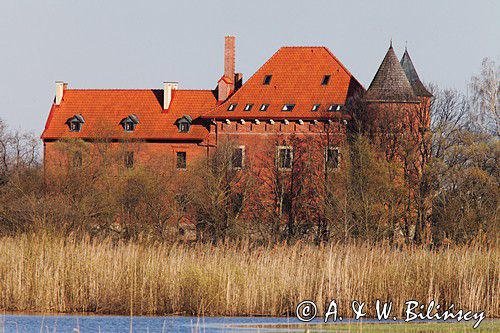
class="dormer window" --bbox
[263,75,272,85]
[176,115,192,133]
[312,104,320,111]
[120,114,139,132]
[322,75,331,85]
[66,114,85,132]
[282,104,295,112]
[244,104,253,111]
[228,103,237,111]
[260,104,269,111]
[328,104,341,112]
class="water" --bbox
[0,314,314,333]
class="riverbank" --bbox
[0,234,497,317]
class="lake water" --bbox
[0,314,319,333]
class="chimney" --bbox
[224,35,235,80]
[163,81,178,110]
[55,81,67,105]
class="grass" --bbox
[0,233,497,318]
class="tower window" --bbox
[263,75,272,85]
[227,103,237,111]
[277,146,293,170]
[176,152,187,170]
[232,146,245,169]
[311,104,321,111]
[244,104,254,111]
[322,75,331,85]
[325,147,340,169]
[260,104,269,111]
[125,152,134,168]
[281,104,295,112]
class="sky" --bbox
[0,0,498,134]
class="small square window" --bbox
[176,152,187,170]
[124,121,136,132]
[179,122,190,133]
[227,104,237,111]
[244,104,254,111]
[232,146,245,169]
[263,75,272,85]
[277,146,293,170]
[260,104,269,111]
[326,147,340,169]
[322,75,331,85]
[69,121,81,132]
[312,104,321,111]
[282,104,295,112]
[328,104,338,112]
[125,151,134,168]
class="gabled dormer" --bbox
[120,114,139,132]
[175,115,193,133]
[65,114,85,132]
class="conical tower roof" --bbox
[400,49,432,97]
[365,44,419,103]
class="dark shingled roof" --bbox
[400,49,433,97]
[364,45,419,103]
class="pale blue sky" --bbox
[0,0,498,134]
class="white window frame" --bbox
[244,104,253,111]
[260,104,269,111]
[311,104,320,111]
[227,103,237,111]
[281,104,295,112]
[277,145,293,171]
[232,145,246,170]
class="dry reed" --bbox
[0,234,497,317]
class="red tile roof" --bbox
[203,46,364,119]
[41,89,217,140]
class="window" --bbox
[244,104,254,111]
[232,146,245,169]
[125,152,134,168]
[124,121,136,132]
[277,146,293,170]
[311,104,321,111]
[66,114,84,132]
[328,104,340,112]
[260,104,269,111]
[72,151,82,168]
[176,152,187,170]
[322,75,331,85]
[325,147,340,169]
[227,103,237,111]
[263,75,272,85]
[281,104,295,112]
[179,122,190,133]
[121,114,139,132]
[69,121,81,132]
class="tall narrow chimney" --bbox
[55,81,67,105]
[163,81,178,110]
[224,35,235,80]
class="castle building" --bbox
[41,36,430,173]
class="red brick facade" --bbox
[42,37,430,177]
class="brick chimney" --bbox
[163,81,178,110]
[218,36,236,102]
[224,36,235,80]
[55,81,67,105]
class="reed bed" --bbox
[0,234,497,317]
